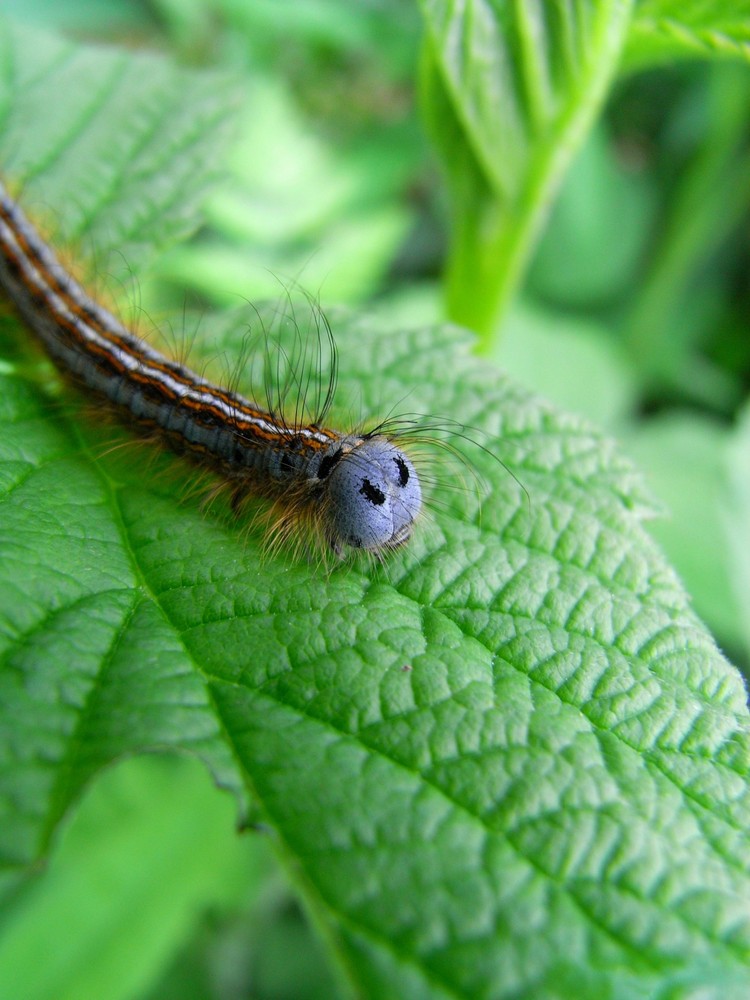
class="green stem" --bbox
[425,1,636,353]
[445,129,579,351]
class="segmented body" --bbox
[0,180,421,554]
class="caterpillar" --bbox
[0,179,422,559]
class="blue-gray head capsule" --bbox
[322,436,422,554]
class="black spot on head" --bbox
[318,448,342,480]
[394,455,409,487]
[360,478,386,506]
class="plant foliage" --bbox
[1,9,749,1000]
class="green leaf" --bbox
[0,756,264,1000]
[2,18,750,1000]
[148,66,419,306]
[0,0,152,36]
[725,401,750,659]
[626,1,750,68]
[621,413,746,657]
[498,299,637,428]
[622,63,750,401]
[0,16,246,865]
[0,16,238,274]
[527,124,656,309]
[419,0,636,345]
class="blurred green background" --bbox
[1,1,749,997]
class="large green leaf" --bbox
[419,0,636,344]
[1,18,750,1000]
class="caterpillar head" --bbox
[319,436,422,556]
